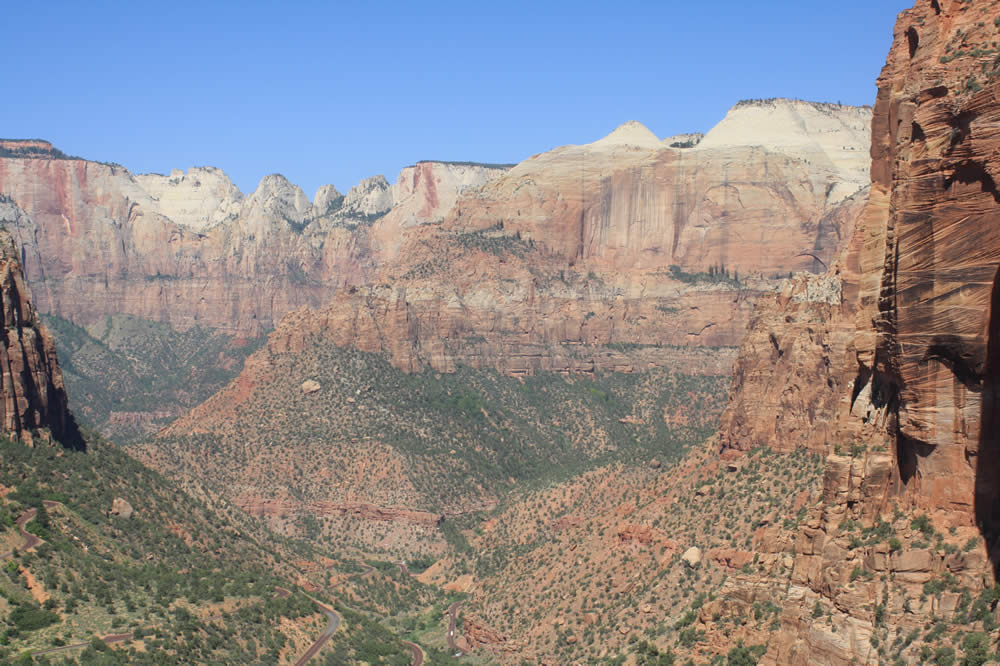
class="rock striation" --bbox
[443,103,870,275]
[712,2,1000,662]
[0,197,79,446]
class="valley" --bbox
[3,0,1000,663]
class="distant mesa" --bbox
[0,139,75,160]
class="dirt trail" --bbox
[402,639,425,666]
[26,631,132,657]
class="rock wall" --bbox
[0,197,79,446]
[712,2,1000,662]
[841,0,1000,537]
[445,101,870,275]
[0,151,508,337]
[0,102,867,347]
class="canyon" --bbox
[6,0,1000,662]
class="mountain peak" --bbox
[590,121,662,149]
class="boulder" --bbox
[111,497,133,519]
[681,546,703,568]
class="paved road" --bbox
[1,508,40,559]
[293,600,341,666]
[402,639,425,666]
[447,601,464,656]
[24,632,132,657]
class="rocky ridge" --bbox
[442,102,870,275]
[0,197,77,446]
[0,152,508,337]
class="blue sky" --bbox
[4,1,909,197]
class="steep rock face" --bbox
[718,185,870,455]
[711,2,1000,663]
[134,167,244,231]
[0,105,867,351]
[0,150,508,336]
[718,271,857,455]
[263,272,747,376]
[389,161,510,228]
[841,0,1000,535]
[443,102,870,275]
[0,197,77,445]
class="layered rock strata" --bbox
[0,101,869,351]
[0,148,507,337]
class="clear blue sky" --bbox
[4,1,910,198]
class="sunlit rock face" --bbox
[442,101,870,275]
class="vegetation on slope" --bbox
[0,434,412,664]
[44,314,263,441]
[147,343,728,519]
[451,444,825,663]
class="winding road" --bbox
[402,639,425,666]
[27,632,132,657]
[447,601,464,656]
[0,508,40,559]
[293,600,341,666]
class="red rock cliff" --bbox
[0,197,79,446]
[712,2,1000,662]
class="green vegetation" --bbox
[668,264,741,287]
[0,432,424,662]
[0,142,78,161]
[411,159,516,170]
[44,314,263,441]
[452,223,533,258]
[152,342,729,514]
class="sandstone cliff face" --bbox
[712,2,1000,662]
[0,197,78,446]
[718,271,857,455]
[134,167,244,232]
[443,101,870,275]
[0,151,509,337]
[837,0,1000,540]
[0,102,866,348]
[213,104,871,379]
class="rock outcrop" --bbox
[712,2,1000,662]
[0,197,79,446]
[235,498,443,527]
[110,497,133,519]
[443,103,870,275]
[823,0,1000,548]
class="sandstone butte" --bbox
[0,100,869,366]
[713,0,1000,661]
